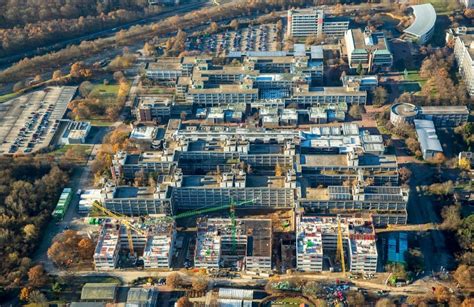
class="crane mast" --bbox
[336,215,346,276]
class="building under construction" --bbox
[194,218,272,273]
[93,218,176,270]
[296,215,378,273]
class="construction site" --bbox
[84,118,410,274]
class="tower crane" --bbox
[336,215,346,276]
[91,201,147,257]
[91,199,255,257]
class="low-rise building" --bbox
[296,215,378,273]
[419,106,469,127]
[81,283,118,303]
[414,119,443,160]
[135,96,173,122]
[59,121,91,145]
[126,288,159,307]
[194,218,272,272]
[94,218,175,270]
[345,28,393,72]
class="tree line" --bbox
[0,10,145,58]
[0,0,312,84]
[0,157,69,293]
[0,0,149,27]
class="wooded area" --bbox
[0,157,69,290]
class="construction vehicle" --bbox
[336,215,346,276]
[92,198,255,257]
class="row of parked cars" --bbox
[9,103,57,153]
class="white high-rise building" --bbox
[287,8,349,38]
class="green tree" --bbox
[373,86,388,106]
[356,63,364,76]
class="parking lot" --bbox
[185,24,281,54]
[0,86,77,155]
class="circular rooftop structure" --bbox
[390,103,419,126]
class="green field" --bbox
[48,145,92,163]
[0,92,19,103]
[89,84,119,98]
[404,70,427,86]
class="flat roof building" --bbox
[451,27,474,96]
[345,29,393,72]
[296,215,378,273]
[194,218,272,272]
[414,119,443,160]
[287,8,349,38]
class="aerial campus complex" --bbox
[82,46,413,274]
[0,0,473,305]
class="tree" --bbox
[275,163,283,176]
[373,86,388,106]
[143,42,155,57]
[52,70,63,80]
[229,19,239,30]
[385,262,407,280]
[453,265,473,288]
[405,248,424,273]
[192,276,208,291]
[457,214,474,250]
[398,167,412,184]
[52,281,62,293]
[375,298,394,307]
[166,272,181,289]
[302,281,322,297]
[23,224,37,240]
[462,298,474,307]
[19,287,30,301]
[70,61,84,78]
[28,290,47,303]
[33,74,42,83]
[79,81,94,97]
[440,205,461,231]
[348,105,363,120]
[77,238,95,260]
[13,81,26,92]
[459,157,471,170]
[346,291,365,306]
[28,264,48,288]
[208,22,219,33]
[406,138,420,155]
[113,71,125,83]
[430,152,446,165]
[176,296,192,307]
[356,63,364,76]
[433,286,450,303]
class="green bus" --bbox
[52,188,73,220]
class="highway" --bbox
[0,1,208,68]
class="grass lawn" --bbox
[424,0,454,15]
[404,70,427,86]
[0,92,19,103]
[48,145,92,163]
[89,119,116,126]
[89,84,119,99]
